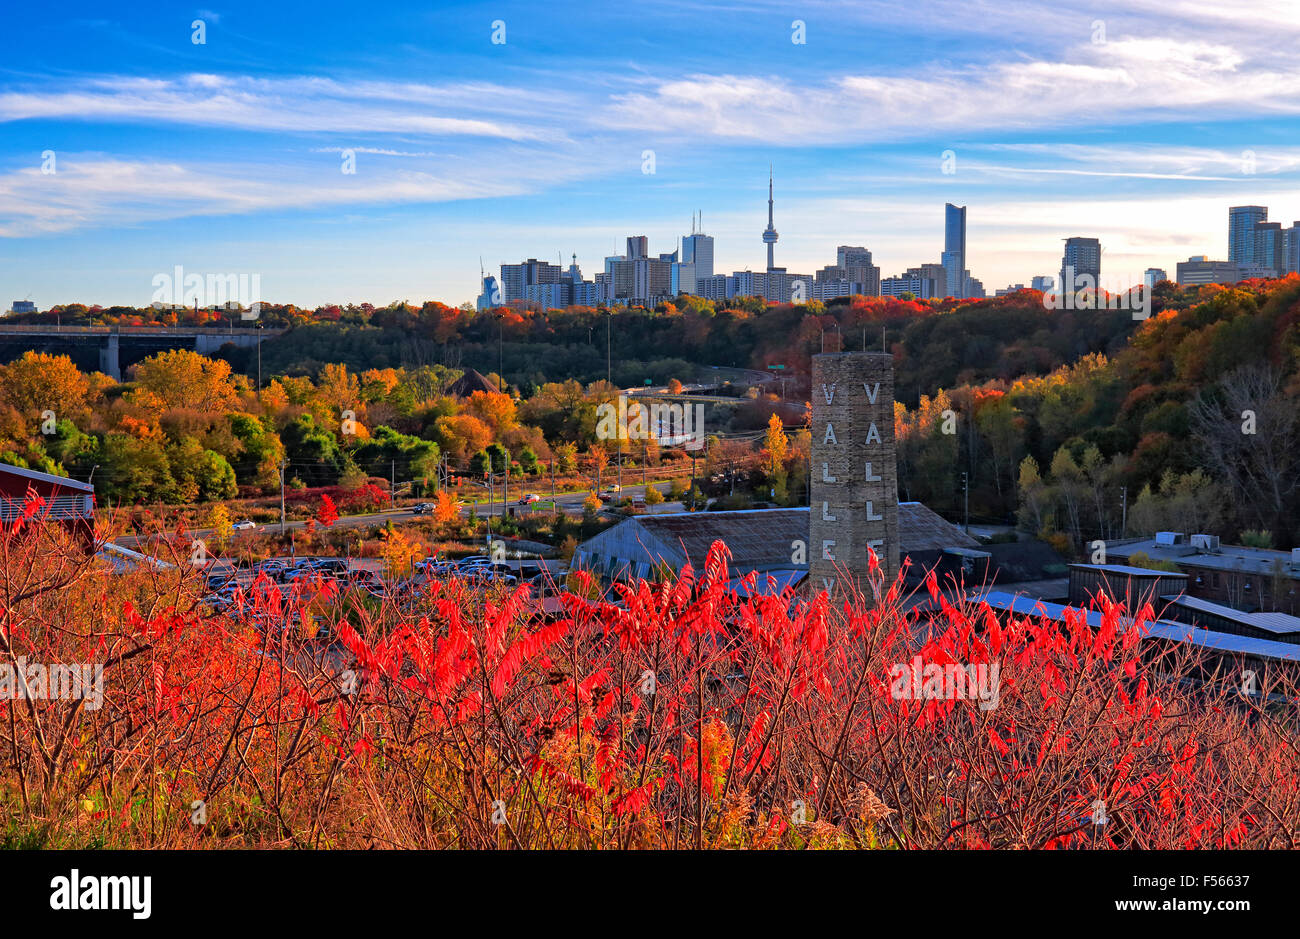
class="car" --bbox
[282,568,334,585]
[454,555,492,567]
[517,494,540,505]
[605,484,621,493]
[232,519,257,531]
[411,503,436,515]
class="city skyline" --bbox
[5,1,1300,307]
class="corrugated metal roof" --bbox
[975,590,1300,663]
[896,502,982,551]
[1068,563,1188,579]
[0,462,94,493]
[591,503,979,572]
[1160,594,1300,636]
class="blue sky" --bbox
[3,0,1300,308]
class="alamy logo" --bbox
[151,266,262,318]
[50,869,151,919]
[595,395,704,448]
[888,656,1000,710]
[0,658,103,710]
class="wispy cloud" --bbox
[0,74,570,141]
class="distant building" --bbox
[499,258,562,303]
[475,273,501,311]
[1105,534,1300,616]
[995,284,1027,296]
[1059,236,1101,296]
[836,246,881,296]
[682,219,714,279]
[1252,221,1284,277]
[1143,268,1168,290]
[1176,256,1239,286]
[1031,275,1054,292]
[523,282,572,309]
[1229,205,1268,267]
[881,272,931,299]
[9,300,35,314]
[1284,222,1300,275]
[941,203,966,298]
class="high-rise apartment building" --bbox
[835,246,881,296]
[1252,221,1284,276]
[499,258,562,303]
[941,204,966,297]
[1229,206,1267,266]
[1059,237,1101,295]
[1285,223,1300,276]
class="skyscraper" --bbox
[1285,222,1300,276]
[941,203,966,298]
[1252,221,1283,276]
[499,258,562,303]
[682,214,714,279]
[1059,237,1101,296]
[836,246,881,296]
[762,169,779,272]
[1229,206,1267,266]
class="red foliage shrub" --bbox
[1,503,1295,849]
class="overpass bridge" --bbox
[0,324,285,379]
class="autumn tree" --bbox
[0,351,94,424]
[761,413,788,478]
[318,493,339,526]
[433,488,460,525]
[128,349,239,415]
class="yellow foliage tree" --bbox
[208,503,232,549]
[761,412,788,477]
[379,526,424,578]
[0,351,93,423]
[128,348,238,414]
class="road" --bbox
[117,479,681,547]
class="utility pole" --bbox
[606,310,612,386]
[391,459,395,502]
[502,447,509,508]
[550,458,555,505]
[689,449,697,510]
[961,471,969,533]
[256,322,263,393]
[1120,486,1128,539]
[279,459,287,536]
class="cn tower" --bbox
[762,167,779,272]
